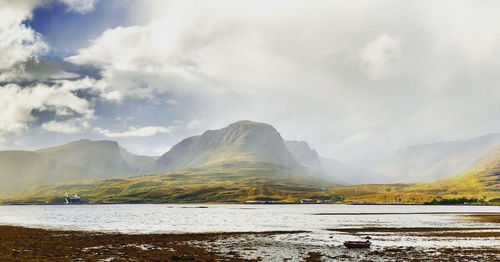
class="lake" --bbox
[0,204,499,249]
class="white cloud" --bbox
[359,34,402,80]
[166,99,178,105]
[2,0,498,160]
[102,90,122,101]
[59,0,99,14]
[41,119,89,134]
[95,126,172,138]
[0,1,98,138]
[0,1,48,79]
[186,119,201,130]
[65,19,214,100]
[0,83,94,134]
[0,1,99,82]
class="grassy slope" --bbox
[1,162,336,204]
[156,120,297,171]
[331,146,500,203]
[0,140,139,195]
[5,142,499,204]
[331,169,495,203]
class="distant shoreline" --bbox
[1,201,499,206]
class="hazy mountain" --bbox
[0,120,342,196]
[7,143,499,205]
[284,140,383,184]
[2,161,335,204]
[1,121,346,203]
[284,140,322,171]
[0,140,153,194]
[469,144,500,194]
[3,120,499,203]
[374,133,500,182]
[333,144,500,203]
[156,120,298,171]
[35,140,134,175]
[119,148,158,173]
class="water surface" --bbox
[1,204,498,248]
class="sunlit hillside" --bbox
[1,162,337,204]
[331,145,500,203]
[155,120,298,171]
[0,140,153,194]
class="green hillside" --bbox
[373,133,500,182]
[0,140,155,195]
[331,145,500,203]
[3,120,498,204]
[0,121,342,199]
[0,162,337,204]
[155,120,298,171]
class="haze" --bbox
[2,0,500,161]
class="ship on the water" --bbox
[65,193,81,204]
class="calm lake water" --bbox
[3,204,499,260]
[0,204,499,248]
[0,204,496,229]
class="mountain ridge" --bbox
[156,120,298,171]
[1,120,500,202]
[0,139,155,194]
[332,144,500,203]
[0,121,335,195]
[373,133,500,182]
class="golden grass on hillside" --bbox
[0,163,336,204]
[331,168,499,203]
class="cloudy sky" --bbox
[1,0,500,160]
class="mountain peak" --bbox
[35,139,119,153]
[157,120,296,171]
[230,120,270,126]
[284,140,321,171]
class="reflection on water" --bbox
[0,204,498,247]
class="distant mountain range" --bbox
[1,120,499,203]
[1,121,340,203]
[0,140,151,194]
[0,121,338,195]
[333,144,500,203]
[373,133,500,182]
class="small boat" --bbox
[343,240,371,248]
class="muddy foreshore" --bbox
[1,225,499,261]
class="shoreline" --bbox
[2,225,499,261]
[1,201,499,206]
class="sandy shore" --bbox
[1,225,499,261]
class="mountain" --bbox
[332,145,500,203]
[284,140,384,184]
[0,120,339,196]
[284,140,322,171]
[156,121,298,171]
[1,162,334,204]
[374,133,500,182]
[470,144,500,194]
[0,140,155,195]
[119,148,158,173]
[1,121,344,203]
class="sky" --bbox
[1,0,500,160]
